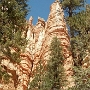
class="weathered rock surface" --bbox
[0,0,74,90]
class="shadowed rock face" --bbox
[1,0,74,90]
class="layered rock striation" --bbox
[26,0,74,89]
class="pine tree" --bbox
[60,0,85,37]
[0,0,28,83]
[69,4,90,66]
[59,1,90,89]
[28,37,66,90]
[60,0,90,66]
[68,66,90,90]
[45,37,66,90]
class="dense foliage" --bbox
[68,67,90,90]
[60,0,90,65]
[60,0,90,89]
[0,0,28,82]
[60,0,85,37]
[28,37,66,90]
[47,37,65,90]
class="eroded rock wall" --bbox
[0,0,74,90]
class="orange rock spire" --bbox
[0,1,74,90]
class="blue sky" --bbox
[26,0,90,25]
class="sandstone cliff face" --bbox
[0,0,74,90]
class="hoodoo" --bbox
[0,0,74,90]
